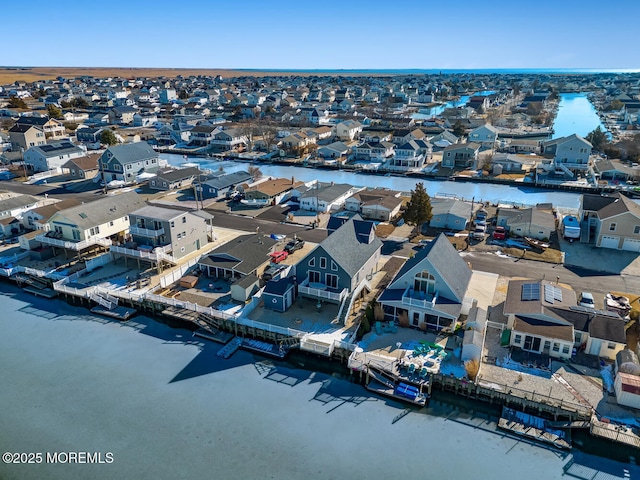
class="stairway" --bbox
[89,291,118,310]
[198,312,222,330]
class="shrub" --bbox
[465,359,480,380]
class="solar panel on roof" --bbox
[521,283,540,301]
[544,284,563,303]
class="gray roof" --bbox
[203,171,252,189]
[431,198,472,219]
[392,233,471,303]
[30,141,84,158]
[104,142,157,165]
[129,205,187,221]
[53,192,147,229]
[315,217,381,276]
[597,192,640,219]
[499,206,555,230]
[546,306,627,344]
[199,234,277,276]
[300,182,353,203]
[0,194,40,212]
[503,279,577,317]
[156,166,200,183]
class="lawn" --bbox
[503,246,563,264]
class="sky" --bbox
[3,0,639,70]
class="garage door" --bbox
[600,235,619,249]
[622,238,640,252]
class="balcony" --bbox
[36,233,112,251]
[129,225,165,237]
[401,286,438,309]
[298,277,348,303]
[110,244,177,264]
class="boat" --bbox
[365,367,428,407]
[524,237,550,250]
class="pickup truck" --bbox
[284,239,305,254]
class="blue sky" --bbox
[4,0,639,70]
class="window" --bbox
[414,270,435,295]
[514,334,522,344]
[331,261,338,271]
[152,159,156,164]
[109,221,114,227]
[320,257,327,269]
[182,217,186,224]
[170,221,174,228]
[72,229,80,240]
[124,216,128,222]
[607,342,616,349]
[126,164,132,170]
[308,258,315,267]
[326,274,338,289]
[412,312,420,326]
[308,270,320,283]
[552,343,560,352]
[574,332,582,343]
[634,226,640,234]
[562,345,570,355]
[181,246,185,253]
[609,223,617,232]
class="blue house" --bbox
[262,277,296,312]
[296,217,382,304]
[200,171,252,199]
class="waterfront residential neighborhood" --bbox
[2,67,640,477]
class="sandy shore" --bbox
[0,285,632,480]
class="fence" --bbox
[85,252,113,272]
[159,256,200,288]
[26,167,62,184]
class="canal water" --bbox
[552,93,608,139]
[163,153,583,209]
[0,286,636,480]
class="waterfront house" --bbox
[579,192,640,251]
[345,188,403,222]
[61,154,100,179]
[542,134,592,175]
[22,198,81,232]
[8,124,46,151]
[120,205,208,264]
[386,140,431,172]
[149,166,201,191]
[429,131,459,149]
[468,124,498,149]
[489,153,538,174]
[376,234,472,332]
[362,130,393,143]
[299,182,361,213]
[496,204,556,241]
[429,198,472,231]
[595,159,639,184]
[100,142,160,185]
[210,128,248,151]
[503,279,626,360]
[317,141,350,162]
[133,112,158,128]
[38,191,146,253]
[23,140,86,172]
[199,170,252,199]
[335,120,363,141]
[188,124,220,147]
[243,177,305,206]
[503,280,577,359]
[198,233,278,281]
[353,142,395,161]
[441,143,480,169]
[295,216,381,305]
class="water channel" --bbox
[552,93,608,139]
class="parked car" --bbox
[493,226,507,240]
[262,264,286,281]
[268,250,289,264]
[579,292,595,309]
[472,225,486,240]
[284,239,305,254]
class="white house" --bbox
[23,140,87,172]
[335,120,363,141]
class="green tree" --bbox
[7,96,27,109]
[100,129,118,146]
[452,120,465,138]
[585,126,608,151]
[402,182,433,228]
[47,104,63,119]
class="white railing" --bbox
[300,337,334,356]
[401,286,438,309]
[85,252,113,272]
[236,317,306,338]
[158,256,199,288]
[26,167,62,184]
[36,234,112,251]
[0,250,30,267]
[111,245,160,261]
[298,281,348,303]
[89,292,114,310]
[129,225,165,237]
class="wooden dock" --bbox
[241,338,290,359]
[590,418,640,449]
[193,328,234,345]
[217,337,242,359]
[365,367,428,407]
[23,287,58,298]
[498,407,571,450]
[90,305,137,321]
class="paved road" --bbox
[463,250,640,298]
[0,180,103,203]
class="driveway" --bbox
[559,236,640,275]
